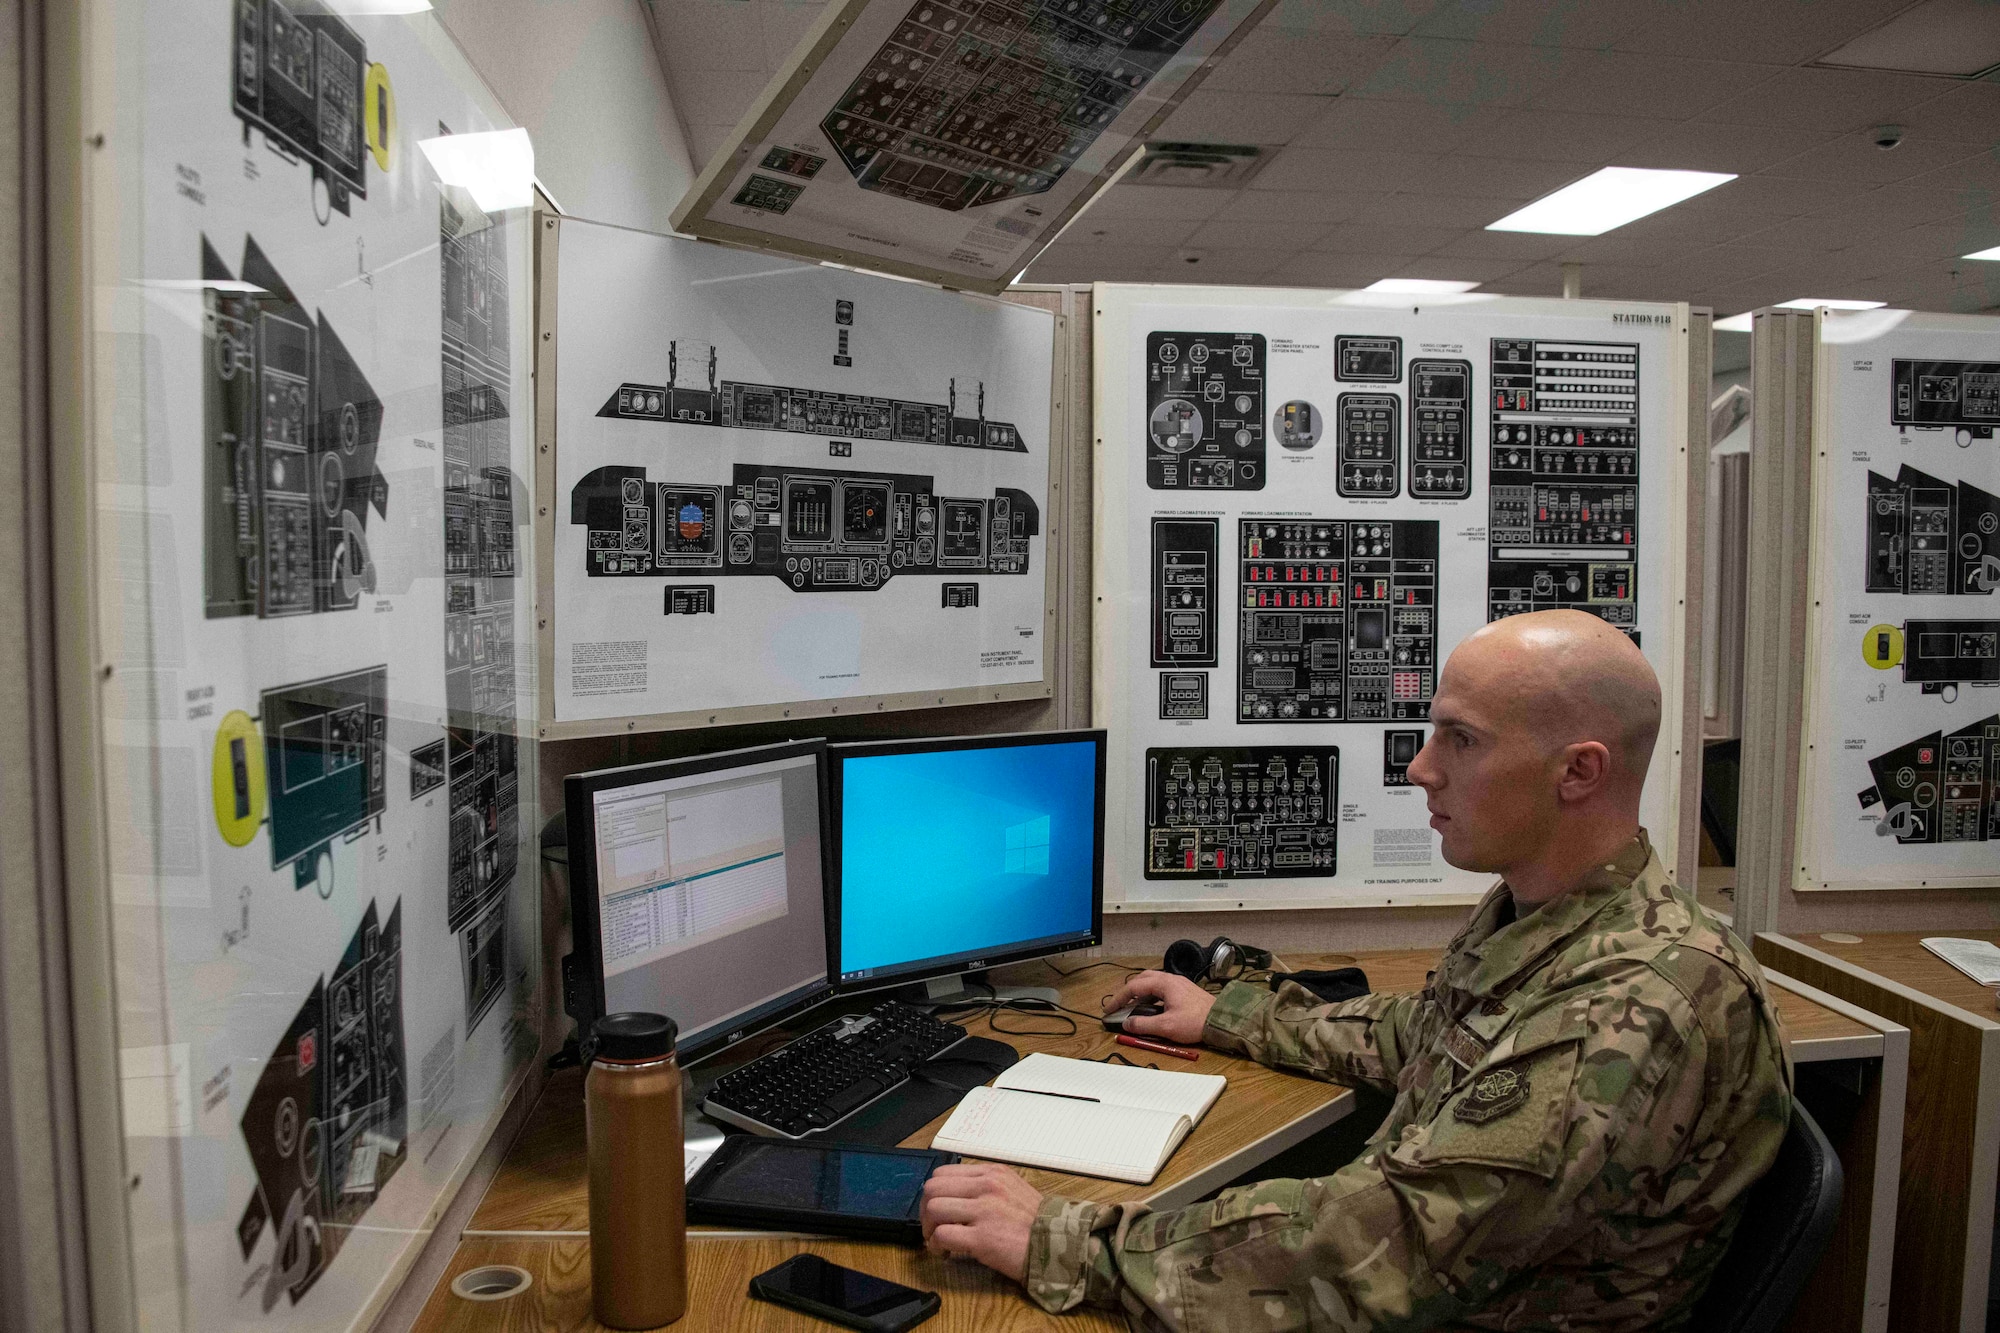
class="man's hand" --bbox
[1102,969,1217,1045]
[921,1162,1042,1282]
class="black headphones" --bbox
[1162,936,1273,986]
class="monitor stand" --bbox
[904,972,1059,1008]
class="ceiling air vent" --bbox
[1127,142,1269,189]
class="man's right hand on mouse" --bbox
[1101,970,1216,1045]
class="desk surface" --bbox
[1780,930,2000,1020]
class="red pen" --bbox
[1118,1033,1201,1062]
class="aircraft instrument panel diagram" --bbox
[1146,331,1265,490]
[1237,519,1436,722]
[818,0,1224,212]
[441,196,521,940]
[1144,746,1338,879]
[1866,465,2000,595]
[1487,338,1639,637]
[236,900,405,1310]
[1409,358,1472,498]
[1335,394,1400,497]
[572,463,1037,592]
[203,235,387,620]
[1860,716,2000,844]
[598,340,1028,453]
[1893,360,2000,440]
[1862,619,2000,699]
[231,0,388,221]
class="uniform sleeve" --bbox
[1031,975,1717,1332]
[1203,978,1427,1093]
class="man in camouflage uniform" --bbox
[921,610,1793,1331]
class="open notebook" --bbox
[932,1051,1226,1184]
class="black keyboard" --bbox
[702,1001,968,1138]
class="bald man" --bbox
[921,610,1792,1332]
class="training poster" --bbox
[1093,285,1689,909]
[1795,311,2000,890]
[550,217,1055,726]
[100,4,539,1329]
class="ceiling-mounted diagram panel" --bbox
[1093,283,1689,910]
[1793,312,2000,890]
[670,0,1277,292]
[548,218,1056,730]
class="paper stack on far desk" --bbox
[932,1051,1224,1184]
[1921,937,2000,986]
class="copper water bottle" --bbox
[586,1012,687,1328]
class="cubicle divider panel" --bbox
[1786,312,2000,894]
[535,218,1063,739]
[1092,285,1693,911]
[77,6,545,1330]
[1681,310,1714,898]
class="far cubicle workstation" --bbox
[41,3,2000,1332]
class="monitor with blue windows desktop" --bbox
[830,729,1105,1004]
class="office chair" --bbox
[1688,1100,1843,1333]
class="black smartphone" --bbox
[748,1254,940,1332]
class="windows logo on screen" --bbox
[1004,816,1050,875]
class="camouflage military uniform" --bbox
[1025,831,1792,1332]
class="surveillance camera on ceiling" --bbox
[1872,125,1905,150]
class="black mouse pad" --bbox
[809,1036,1019,1148]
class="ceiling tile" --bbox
[1184,217,1340,250]
[1406,154,1586,199]
[1264,0,1448,38]
[758,0,827,71]
[1023,245,1171,284]
[1759,133,1985,186]
[1896,81,2000,144]
[1199,31,1401,95]
[1687,174,1862,216]
[1352,36,1584,107]
[1735,212,1905,252]
[1348,192,1516,226]
[1616,121,1842,175]
[1411,0,1636,49]
[1386,256,1528,282]
[1061,216,1208,249]
[1488,261,1567,295]
[1291,95,1486,153]
[1897,146,2000,195]
[1214,189,1378,222]
[1077,184,1237,221]
[1314,220,1470,253]
[1171,248,1289,281]
[1809,184,1984,227]
[1613,0,1917,65]
[1427,229,1575,261]
[654,0,767,73]
[1250,145,1446,192]
[1528,51,1767,119]
[1156,90,1340,145]
[687,123,738,173]
[1874,214,2000,258]
[1452,109,1678,165]
[674,67,764,131]
[1604,204,1786,247]
[1262,251,1417,287]
[1698,67,1951,132]
[1549,234,1705,266]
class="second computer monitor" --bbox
[831,730,1104,995]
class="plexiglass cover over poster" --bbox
[1093,285,1689,908]
[1796,311,2000,890]
[551,218,1054,725]
[98,4,538,1328]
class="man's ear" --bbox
[1554,740,1612,804]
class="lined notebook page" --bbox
[994,1051,1226,1120]
[1921,937,2000,986]
[934,1087,1191,1183]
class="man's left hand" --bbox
[920,1162,1042,1282]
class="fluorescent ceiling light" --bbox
[1487,166,1735,236]
[1774,298,1886,310]
[1364,278,1480,294]
[1816,0,2000,78]
[418,128,534,212]
[1966,244,2000,260]
[1714,312,1754,333]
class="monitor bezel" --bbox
[827,728,1106,997]
[563,738,835,1066]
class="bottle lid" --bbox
[591,1012,678,1062]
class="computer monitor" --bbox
[565,740,834,1065]
[830,730,1104,1002]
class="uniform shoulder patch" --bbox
[1454,1066,1531,1124]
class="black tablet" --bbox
[686,1139,956,1243]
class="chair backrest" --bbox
[1690,1101,1844,1333]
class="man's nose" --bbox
[1407,735,1442,789]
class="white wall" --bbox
[432,0,694,233]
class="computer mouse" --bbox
[1102,1001,1165,1031]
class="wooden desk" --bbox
[413,950,1902,1332]
[1756,930,1996,1333]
